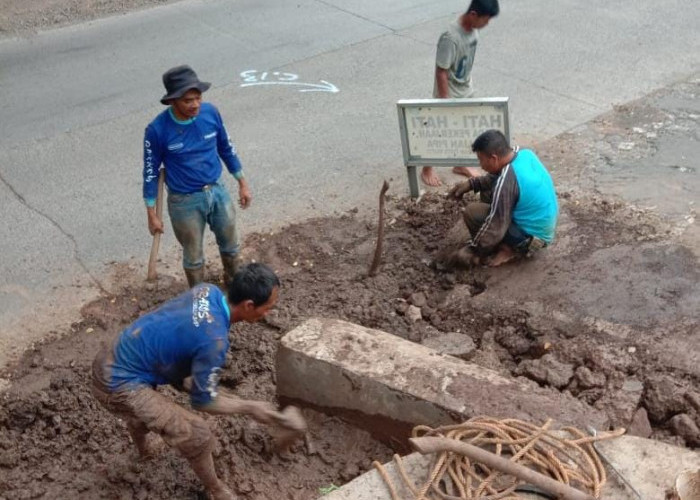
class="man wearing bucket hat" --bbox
[143,65,251,287]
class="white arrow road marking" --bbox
[239,80,339,93]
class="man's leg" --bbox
[436,202,491,268]
[207,185,241,287]
[127,388,235,499]
[90,347,231,497]
[188,449,236,500]
[462,202,491,239]
[90,349,163,459]
[488,222,532,267]
[126,419,165,459]
[168,192,207,287]
[421,166,442,187]
[487,244,517,267]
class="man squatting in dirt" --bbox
[421,0,500,187]
[447,129,558,267]
[91,263,307,500]
[144,65,251,288]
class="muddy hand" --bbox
[449,246,481,268]
[448,181,472,200]
[238,179,252,209]
[147,211,164,235]
[268,406,307,451]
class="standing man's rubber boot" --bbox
[220,253,242,289]
[184,266,205,288]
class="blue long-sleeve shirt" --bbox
[109,284,231,408]
[143,102,243,206]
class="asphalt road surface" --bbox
[0,0,699,367]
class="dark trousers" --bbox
[463,202,532,253]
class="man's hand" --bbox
[238,178,252,209]
[268,406,307,451]
[199,394,307,451]
[448,181,472,200]
[450,246,481,267]
[147,208,164,235]
[246,401,279,423]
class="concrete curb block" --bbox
[277,318,608,442]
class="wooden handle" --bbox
[368,180,390,277]
[146,170,165,281]
[410,437,596,500]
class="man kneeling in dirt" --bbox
[447,129,558,266]
[91,263,305,500]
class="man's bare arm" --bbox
[435,67,450,98]
[182,377,306,434]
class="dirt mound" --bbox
[0,288,392,499]
[1,183,698,498]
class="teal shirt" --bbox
[510,149,558,243]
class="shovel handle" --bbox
[147,170,165,281]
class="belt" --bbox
[170,184,216,196]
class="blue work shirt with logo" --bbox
[109,284,231,408]
[143,102,243,206]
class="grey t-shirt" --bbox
[433,22,479,98]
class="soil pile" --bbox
[0,280,393,500]
[1,184,698,498]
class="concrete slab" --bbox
[597,435,700,499]
[277,318,608,447]
[319,452,433,500]
[319,436,700,500]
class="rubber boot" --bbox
[184,266,204,288]
[188,451,235,500]
[220,253,242,289]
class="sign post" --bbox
[397,97,510,198]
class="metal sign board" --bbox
[397,97,510,197]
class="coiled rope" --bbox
[373,417,625,500]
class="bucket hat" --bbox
[160,65,211,105]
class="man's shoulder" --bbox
[192,282,225,301]
[190,284,230,332]
[146,108,171,132]
[511,148,536,160]
[512,149,553,180]
[199,102,219,116]
[445,21,478,44]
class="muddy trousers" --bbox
[167,183,241,288]
[462,202,532,253]
[90,344,230,497]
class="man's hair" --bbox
[228,263,280,306]
[472,129,510,156]
[467,0,499,17]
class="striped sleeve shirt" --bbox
[468,164,520,254]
